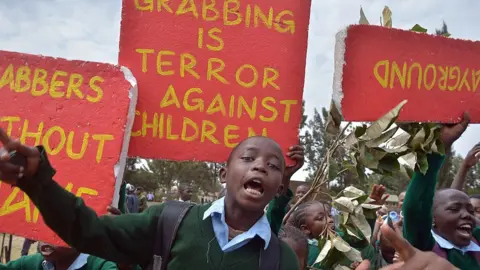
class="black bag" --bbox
[147,201,280,270]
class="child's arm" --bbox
[402,114,470,252]
[118,181,127,214]
[0,253,42,270]
[451,143,480,190]
[17,147,161,267]
[402,153,444,251]
[266,188,293,235]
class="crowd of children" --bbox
[0,114,478,269]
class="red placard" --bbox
[334,25,480,123]
[119,0,311,162]
[0,50,136,245]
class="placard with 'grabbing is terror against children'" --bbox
[119,0,311,162]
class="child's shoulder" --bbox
[4,253,44,270]
[279,240,301,270]
[86,255,118,269]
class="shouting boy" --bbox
[0,135,302,270]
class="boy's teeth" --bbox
[246,187,261,196]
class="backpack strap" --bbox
[259,233,280,270]
[432,242,448,260]
[149,201,194,270]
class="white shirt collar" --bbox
[431,230,480,254]
[203,197,271,250]
[67,253,89,270]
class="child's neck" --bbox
[224,199,264,231]
[53,253,81,270]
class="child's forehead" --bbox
[235,137,283,155]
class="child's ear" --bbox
[277,184,285,196]
[219,167,227,184]
[300,224,310,237]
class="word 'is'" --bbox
[135,0,296,34]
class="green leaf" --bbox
[411,24,428,33]
[365,127,398,148]
[333,197,355,213]
[351,213,372,242]
[359,7,369,25]
[416,152,429,175]
[326,102,343,135]
[315,239,332,264]
[359,147,387,169]
[343,224,362,240]
[378,154,400,172]
[355,125,368,138]
[356,194,370,205]
[363,208,378,220]
[399,165,414,179]
[343,186,366,199]
[382,6,392,28]
[344,247,363,262]
[410,128,426,149]
[387,132,411,148]
[435,139,446,155]
[401,152,417,169]
[361,203,382,210]
[333,236,352,252]
[361,100,407,140]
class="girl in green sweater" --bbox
[402,115,480,270]
[0,135,304,270]
[0,242,117,270]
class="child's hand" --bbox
[0,128,40,185]
[440,112,469,149]
[281,145,304,194]
[369,184,389,205]
[462,143,480,168]
[378,223,459,270]
[107,206,122,215]
[284,145,304,179]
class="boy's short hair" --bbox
[470,194,480,199]
[279,225,308,264]
[226,136,282,165]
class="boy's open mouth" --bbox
[40,244,55,256]
[457,223,472,238]
[244,179,264,197]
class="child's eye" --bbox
[241,156,254,161]
[268,163,280,170]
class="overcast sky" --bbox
[0,0,479,181]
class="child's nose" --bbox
[252,160,267,173]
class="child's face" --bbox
[434,189,476,247]
[223,137,285,212]
[303,203,334,239]
[470,197,480,218]
[38,242,78,263]
[283,238,308,270]
[295,185,309,201]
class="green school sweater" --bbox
[0,253,117,270]
[18,147,299,270]
[266,189,376,269]
[266,189,377,270]
[118,182,127,214]
[266,189,293,235]
[403,153,480,270]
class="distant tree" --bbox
[435,21,451,37]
